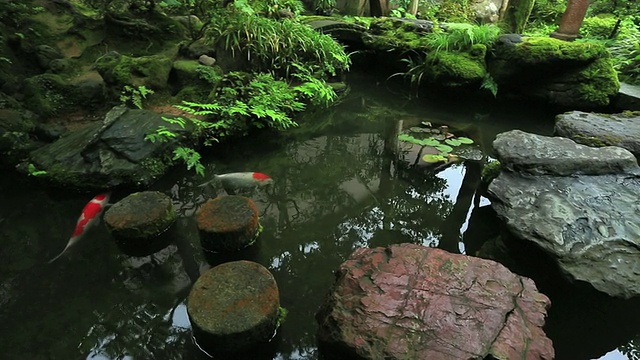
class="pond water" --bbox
[1,73,640,360]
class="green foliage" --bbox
[581,15,619,39]
[313,0,336,12]
[0,2,44,28]
[208,5,350,79]
[120,85,154,109]
[390,7,417,19]
[427,23,501,54]
[26,163,47,177]
[173,146,205,176]
[481,73,498,97]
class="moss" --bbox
[574,56,620,107]
[513,37,609,64]
[501,0,535,33]
[425,51,486,86]
[23,74,72,116]
[481,160,501,184]
[94,53,173,90]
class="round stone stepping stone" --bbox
[187,260,280,356]
[104,191,176,256]
[196,195,260,252]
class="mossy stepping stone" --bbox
[196,195,260,252]
[104,191,176,256]
[187,260,280,355]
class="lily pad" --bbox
[409,127,430,133]
[445,139,462,147]
[423,138,441,147]
[422,154,447,163]
[457,137,474,144]
[421,121,432,127]
[435,144,453,153]
[434,134,446,141]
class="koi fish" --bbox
[48,193,111,264]
[198,172,274,195]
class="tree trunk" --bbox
[550,0,590,41]
[370,0,389,17]
[407,0,418,16]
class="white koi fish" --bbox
[198,172,274,195]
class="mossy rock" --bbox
[196,196,260,253]
[94,52,173,90]
[425,50,487,87]
[488,35,619,109]
[104,191,176,256]
[170,60,222,99]
[187,260,280,355]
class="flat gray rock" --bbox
[488,130,640,298]
[555,111,640,158]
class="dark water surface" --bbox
[1,74,639,359]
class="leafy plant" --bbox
[120,85,154,109]
[26,163,47,177]
[208,5,350,79]
[173,146,205,176]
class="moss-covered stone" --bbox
[104,191,176,256]
[196,196,260,253]
[488,35,619,109]
[94,52,173,90]
[425,50,486,87]
[187,260,280,356]
[170,60,222,100]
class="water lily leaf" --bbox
[445,139,461,147]
[421,121,432,127]
[434,134,446,141]
[398,134,423,145]
[423,138,441,147]
[435,144,453,153]
[422,154,447,163]
[457,137,474,144]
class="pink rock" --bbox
[316,244,555,359]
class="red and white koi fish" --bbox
[48,193,111,264]
[198,172,274,194]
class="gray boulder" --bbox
[555,111,640,159]
[488,130,640,299]
[316,244,554,360]
[27,106,195,191]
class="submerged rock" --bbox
[104,191,176,256]
[316,244,554,360]
[27,106,194,190]
[555,111,640,159]
[488,130,640,298]
[187,260,280,356]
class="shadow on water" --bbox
[1,73,639,359]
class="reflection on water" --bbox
[1,74,639,359]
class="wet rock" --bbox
[488,130,640,298]
[187,260,280,355]
[555,111,640,159]
[316,244,554,360]
[196,196,260,253]
[104,191,176,256]
[198,55,216,67]
[27,106,195,190]
[0,108,41,166]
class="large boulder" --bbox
[487,130,640,298]
[488,35,620,110]
[555,110,640,159]
[26,106,195,191]
[316,244,554,360]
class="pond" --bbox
[1,73,639,360]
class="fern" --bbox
[173,146,205,177]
